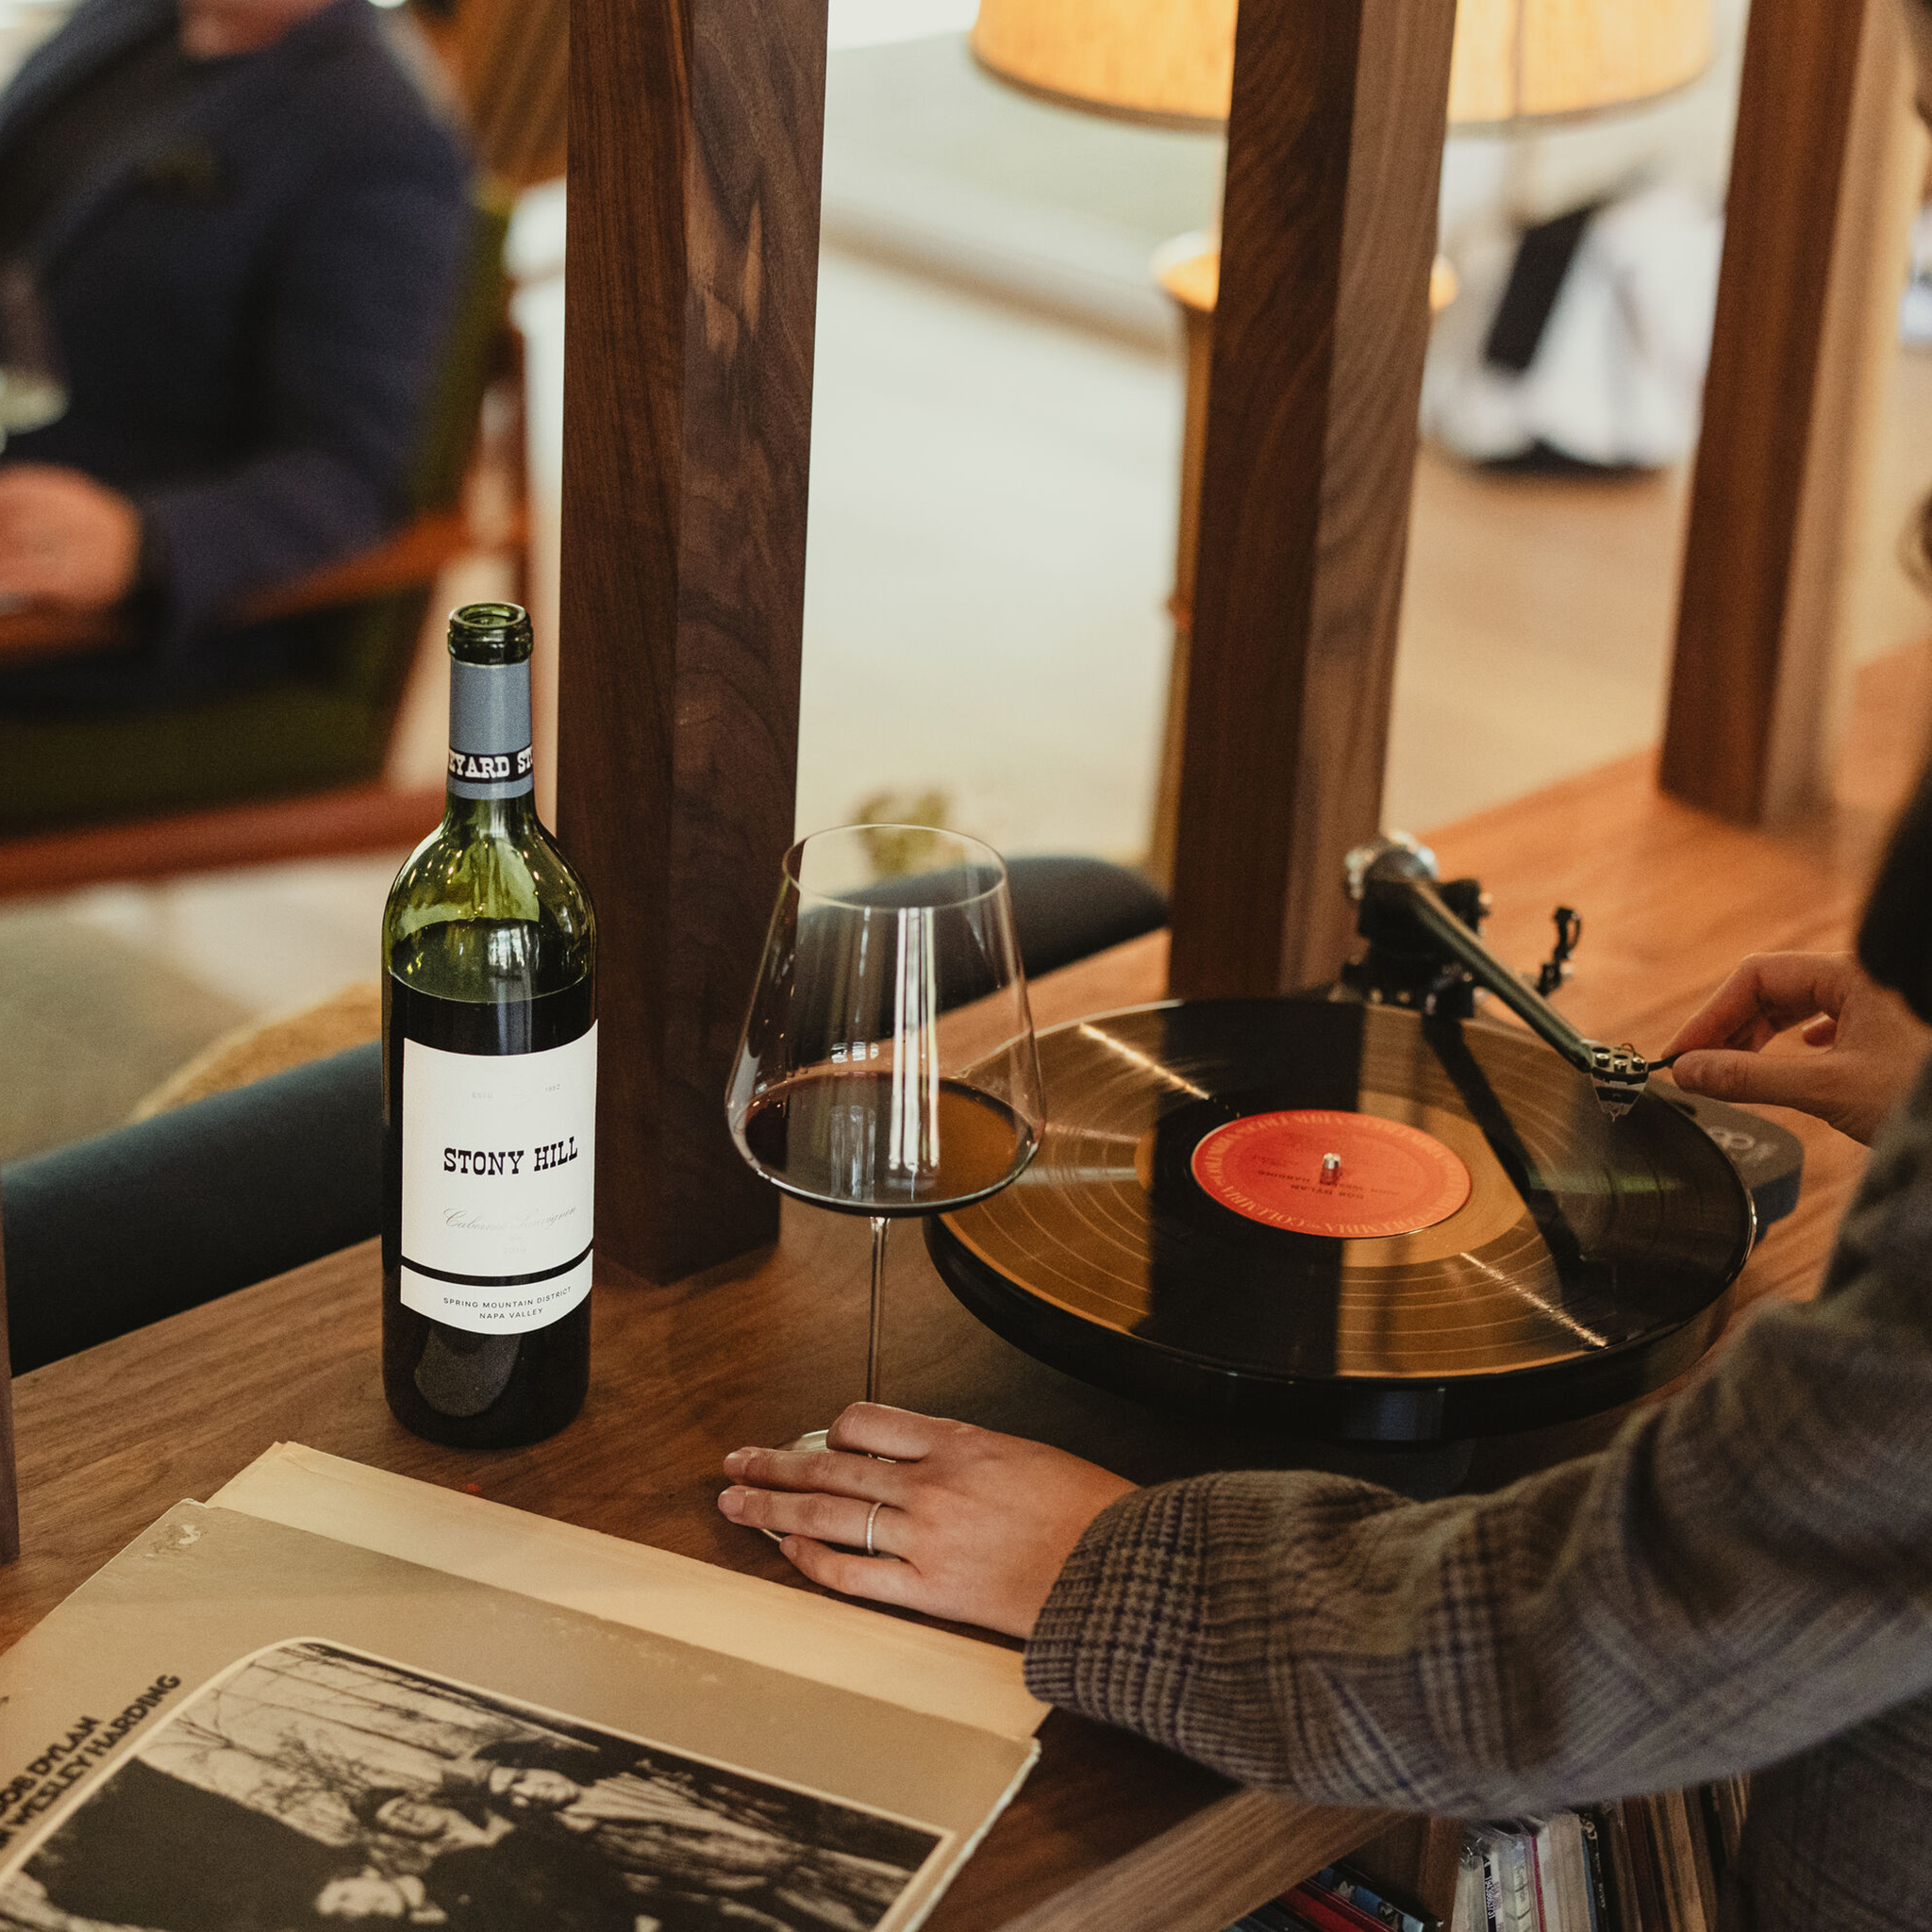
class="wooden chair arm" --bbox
[0,602,130,662]
[228,507,476,624]
[0,507,502,666]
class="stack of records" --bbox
[1219,1778,1749,1932]
[1450,1781,1749,1932]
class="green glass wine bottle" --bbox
[381,603,597,1447]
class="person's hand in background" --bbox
[1663,952,1932,1145]
[0,464,141,609]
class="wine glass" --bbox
[0,262,65,614]
[0,260,65,453]
[727,825,1044,1454]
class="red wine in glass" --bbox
[740,1071,1034,1215]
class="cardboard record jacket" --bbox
[926,998,1755,1442]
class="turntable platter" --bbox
[926,998,1755,1442]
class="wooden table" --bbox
[6,644,1926,1929]
[0,933,1391,1932]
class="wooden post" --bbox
[1166,0,1457,1000]
[558,0,828,1281]
[445,0,570,189]
[1661,0,1923,824]
[1145,245,1217,894]
[0,1187,18,1567]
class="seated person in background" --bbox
[0,0,468,706]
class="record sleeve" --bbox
[0,1458,1038,1932]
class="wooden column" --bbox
[1166,0,1457,1000]
[1661,0,1923,824]
[1144,248,1217,895]
[558,0,828,1281]
[444,0,570,188]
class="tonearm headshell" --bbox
[1341,836,1652,1120]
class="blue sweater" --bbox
[0,0,469,702]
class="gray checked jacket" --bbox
[1024,1064,1932,1931]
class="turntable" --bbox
[927,839,1799,1443]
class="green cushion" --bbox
[0,683,388,834]
[0,591,431,834]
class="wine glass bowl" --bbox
[727,826,1043,1453]
[0,259,65,450]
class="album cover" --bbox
[205,1443,1043,1743]
[0,1502,1037,1932]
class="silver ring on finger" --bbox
[864,1499,883,1558]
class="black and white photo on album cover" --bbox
[0,1639,948,1932]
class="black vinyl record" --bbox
[926,997,1756,1442]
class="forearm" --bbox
[134,446,391,638]
[1026,1285,1932,1812]
[138,143,468,641]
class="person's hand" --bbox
[0,464,142,608]
[718,1404,1136,1638]
[1661,951,1932,1145]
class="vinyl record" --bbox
[926,997,1755,1442]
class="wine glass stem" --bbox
[865,1215,890,1406]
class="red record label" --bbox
[1191,1108,1472,1238]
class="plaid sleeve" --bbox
[1024,1091,1932,1816]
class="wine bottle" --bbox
[381,602,597,1447]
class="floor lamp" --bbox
[971,0,1714,130]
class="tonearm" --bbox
[1341,836,1652,1120]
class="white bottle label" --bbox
[400,1024,597,1335]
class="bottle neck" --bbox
[445,655,538,829]
[444,791,541,841]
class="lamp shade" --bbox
[970,0,1714,130]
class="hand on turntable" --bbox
[1662,951,1932,1144]
[718,1403,1136,1638]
